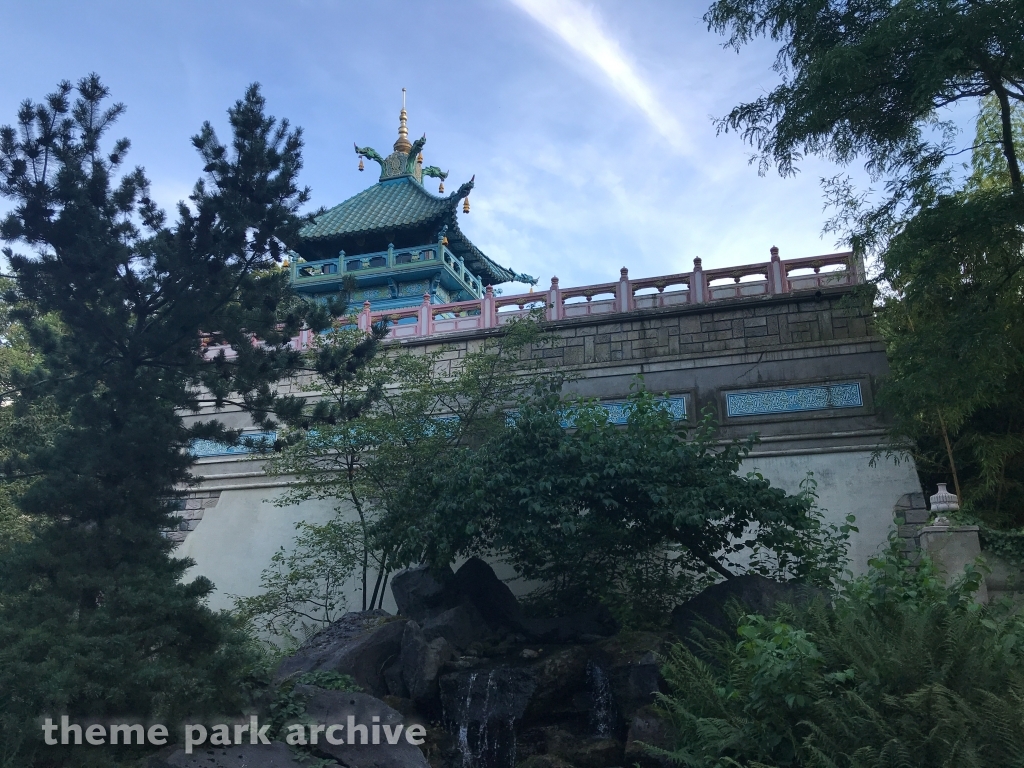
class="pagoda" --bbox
[289,93,531,311]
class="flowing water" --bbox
[586,659,616,738]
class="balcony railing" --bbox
[290,242,484,299]
[313,248,861,345]
[201,248,862,357]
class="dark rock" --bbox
[624,705,674,768]
[295,687,430,768]
[149,743,301,767]
[516,757,574,768]
[541,727,625,768]
[523,647,590,721]
[384,659,408,699]
[421,603,491,650]
[391,564,458,621]
[523,605,618,643]
[671,574,825,643]
[400,621,455,705]
[275,610,407,696]
[452,557,525,631]
[594,632,671,725]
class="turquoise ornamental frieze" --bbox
[725,383,863,417]
[191,431,277,458]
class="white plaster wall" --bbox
[179,450,920,612]
[741,450,922,573]
[177,487,398,614]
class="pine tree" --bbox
[0,75,377,765]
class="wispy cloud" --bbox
[509,0,689,154]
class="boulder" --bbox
[295,687,430,768]
[671,575,825,643]
[275,610,407,696]
[596,632,670,725]
[390,564,458,621]
[421,603,490,650]
[384,659,408,699]
[400,621,455,705]
[523,605,618,643]
[149,743,301,767]
[523,646,590,721]
[624,704,675,768]
[452,557,524,630]
[541,727,625,768]
[516,756,574,768]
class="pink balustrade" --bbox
[197,248,862,356]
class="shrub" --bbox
[653,542,1024,767]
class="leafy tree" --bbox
[704,0,1024,524]
[705,0,1024,223]
[382,385,851,628]
[261,315,558,618]
[652,542,1024,767]
[0,76,378,765]
[233,518,362,643]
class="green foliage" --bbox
[266,314,560,612]
[233,518,362,642]
[705,0,1024,221]
[294,671,361,692]
[653,543,1024,767]
[705,0,1024,530]
[746,474,857,593]
[0,76,378,766]
[968,94,1024,192]
[383,383,849,629]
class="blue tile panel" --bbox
[586,396,687,426]
[725,383,862,417]
[191,431,277,458]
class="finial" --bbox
[394,88,412,153]
[770,245,780,259]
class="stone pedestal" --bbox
[918,524,987,602]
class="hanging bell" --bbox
[463,195,470,214]
[358,157,364,172]
[438,181,444,193]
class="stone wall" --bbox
[178,281,923,610]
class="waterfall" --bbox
[440,665,536,768]
[586,660,616,738]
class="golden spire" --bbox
[394,87,412,153]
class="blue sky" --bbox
[0,0,957,292]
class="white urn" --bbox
[929,483,959,514]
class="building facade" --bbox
[176,104,922,613]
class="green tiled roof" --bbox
[299,177,516,284]
[300,177,457,241]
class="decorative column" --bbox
[482,285,496,329]
[690,258,707,304]
[547,276,563,321]
[768,245,788,294]
[850,247,866,285]
[418,293,432,337]
[616,267,632,313]
[358,301,372,332]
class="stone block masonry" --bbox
[177,253,923,607]
[162,491,222,544]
